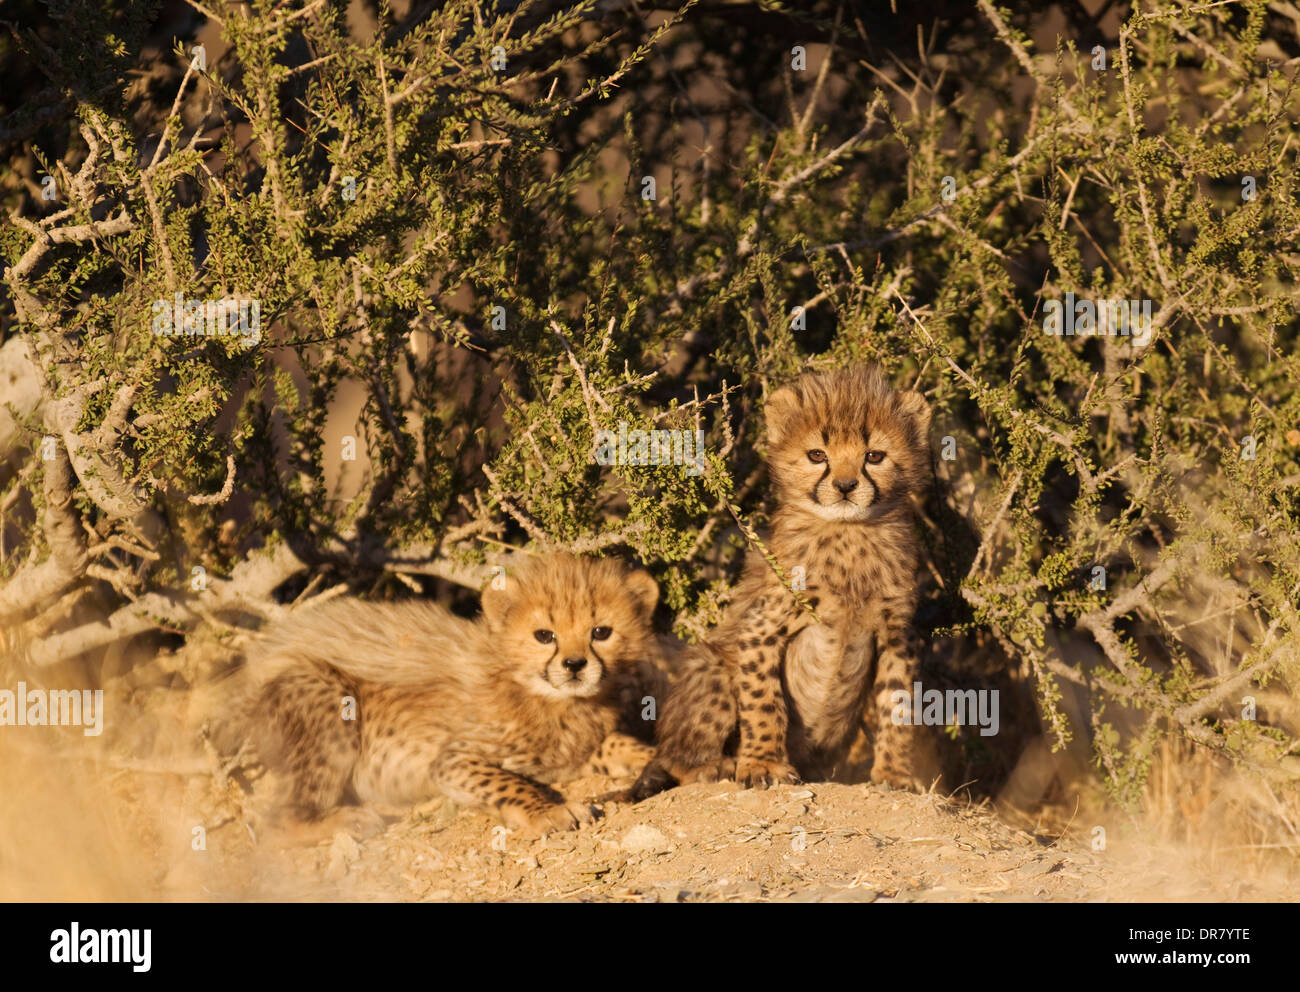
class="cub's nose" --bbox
[562,657,588,673]
[833,477,859,494]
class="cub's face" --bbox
[480,554,659,700]
[765,366,932,523]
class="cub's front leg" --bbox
[727,598,809,788]
[431,748,597,834]
[868,609,941,792]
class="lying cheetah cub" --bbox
[633,365,939,798]
[247,554,660,834]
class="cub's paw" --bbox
[266,805,390,846]
[629,757,728,799]
[870,735,943,793]
[733,756,801,789]
[869,761,930,793]
[677,758,735,784]
[510,800,600,835]
[332,805,391,839]
[630,760,677,801]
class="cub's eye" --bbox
[865,450,886,465]
[533,629,555,644]
[807,449,827,463]
[591,626,612,641]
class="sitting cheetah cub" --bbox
[633,365,939,798]
[247,554,660,834]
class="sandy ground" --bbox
[2,676,1294,902]
[173,769,1295,903]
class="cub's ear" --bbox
[624,568,660,617]
[480,571,517,629]
[897,389,932,438]
[765,385,801,446]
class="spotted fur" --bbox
[248,554,661,834]
[633,365,941,798]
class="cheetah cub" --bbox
[247,554,660,834]
[633,365,939,798]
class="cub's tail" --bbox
[245,596,487,687]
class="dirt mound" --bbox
[169,770,1292,902]
[5,684,1291,903]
